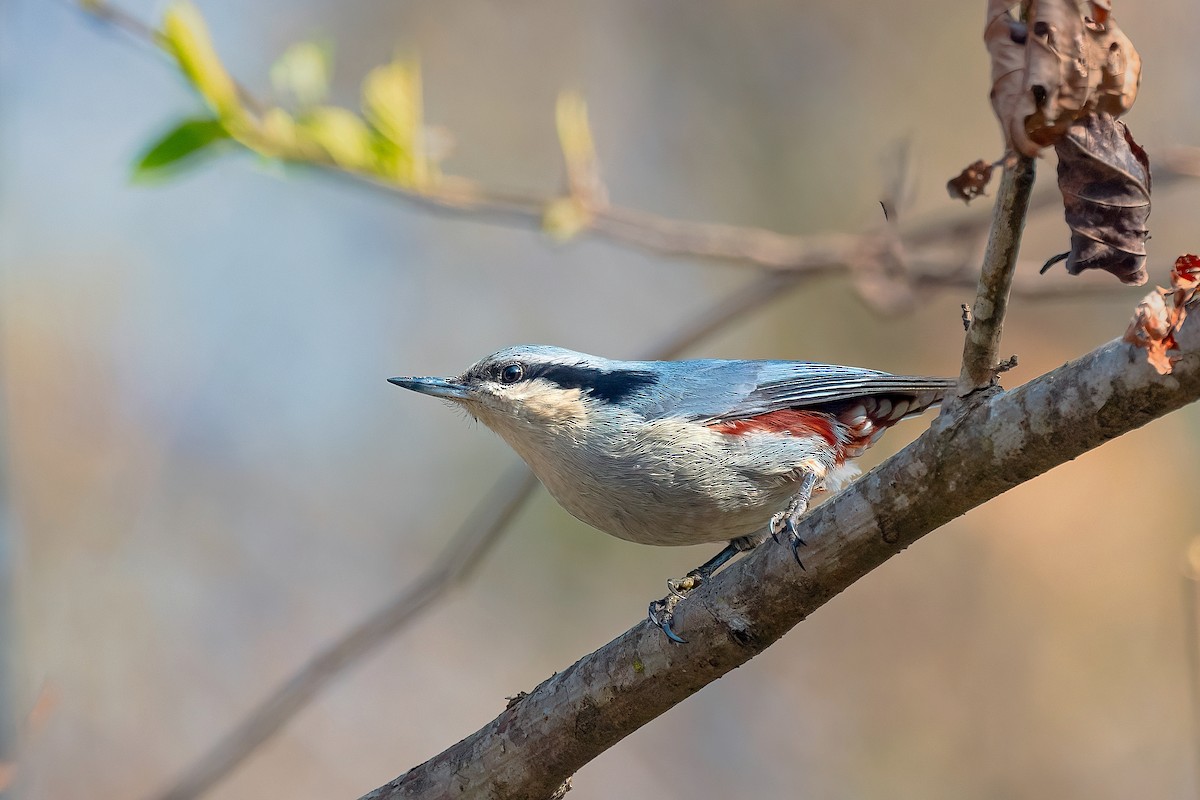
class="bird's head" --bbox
[389,345,660,433]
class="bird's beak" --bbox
[387,376,471,400]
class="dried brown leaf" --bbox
[986,1,1040,156]
[1124,288,1173,373]
[1088,2,1141,118]
[1171,253,1200,296]
[1089,0,1111,24]
[1022,0,1091,151]
[1166,253,1200,344]
[985,0,1141,156]
[1123,254,1200,374]
[947,159,996,203]
[1045,113,1150,285]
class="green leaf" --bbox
[161,1,241,120]
[133,117,230,178]
[270,40,332,108]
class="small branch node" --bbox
[993,354,1019,376]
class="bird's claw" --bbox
[788,532,806,570]
[771,511,807,569]
[648,596,687,644]
[769,511,784,544]
[651,572,705,642]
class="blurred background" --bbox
[4,1,1200,798]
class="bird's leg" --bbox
[648,533,767,644]
[770,471,820,568]
[647,472,820,642]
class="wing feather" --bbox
[651,361,956,424]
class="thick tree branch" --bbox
[363,308,1200,800]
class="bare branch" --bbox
[363,309,1200,800]
[958,155,1037,392]
[153,466,537,800]
[589,210,859,272]
[76,0,1166,292]
[76,0,160,43]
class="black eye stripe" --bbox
[470,359,658,402]
[533,364,658,403]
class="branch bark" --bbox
[362,313,1200,800]
[958,155,1036,392]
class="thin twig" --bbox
[76,0,160,43]
[153,467,537,800]
[958,155,1037,393]
[64,0,996,288]
[589,210,859,272]
[78,1,1198,297]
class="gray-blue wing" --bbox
[633,359,956,423]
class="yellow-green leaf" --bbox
[362,57,428,187]
[270,40,331,108]
[133,117,229,179]
[298,106,373,170]
[161,1,241,120]
[556,92,595,178]
[555,91,605,206]
[362,58,420,146]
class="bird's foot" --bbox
[646,540,751,644]
[648,593,688,644]
[648,569,708,644]
[770,510,807,569]
[769,472,819,568]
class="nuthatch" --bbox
[390,345,954,642]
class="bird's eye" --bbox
[499,363,524,384]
